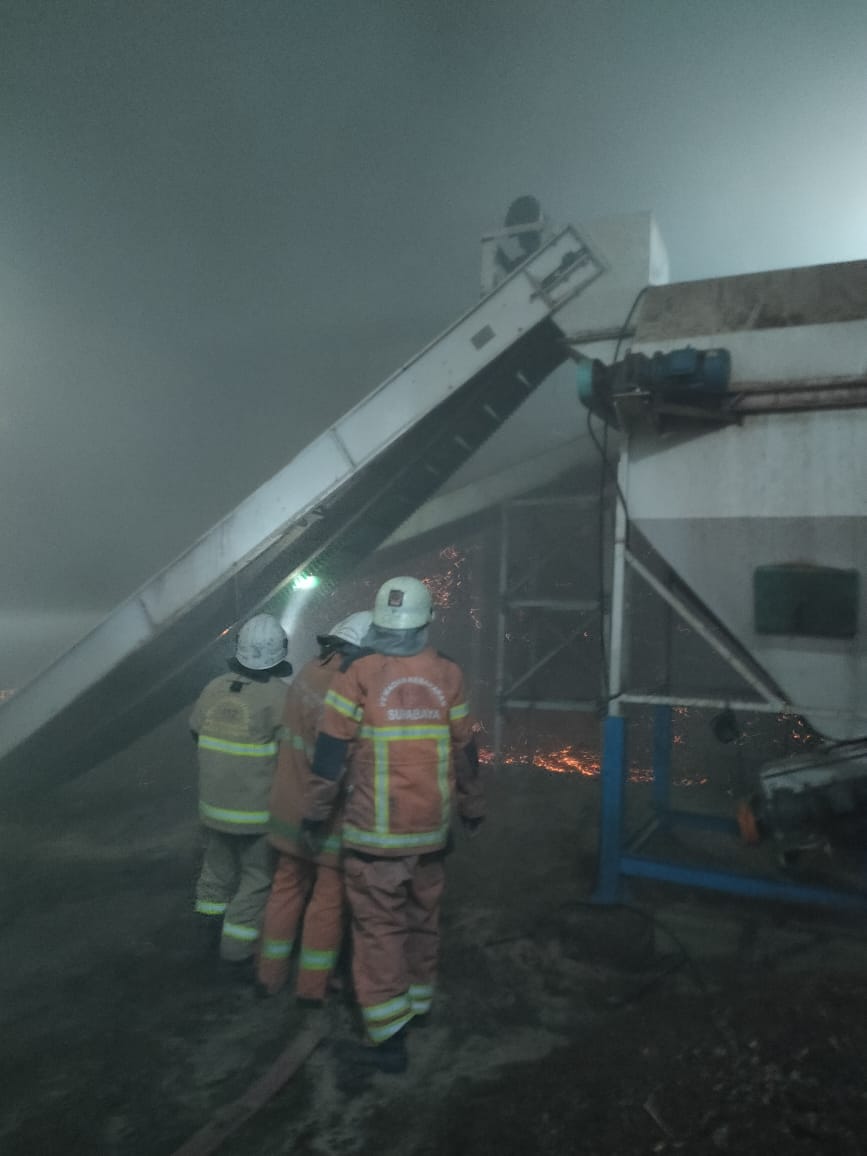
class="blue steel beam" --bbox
[595,710,867,913]
[621,853,867,913]
[593,715,628,903]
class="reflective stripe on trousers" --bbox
[257,853,345,999]
[199,801,270,827]
[261,938,293,960]
[195,899,228,916]
[223,921,258,943]
[344,852,444,1043]
[363,993,414,1044]
[300,946,337,972]
[409,982,434,1015]
[195,830,274,962]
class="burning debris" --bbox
[479,743,601,777]
[480,741,709,786]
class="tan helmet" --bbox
[372,576,433,630]
[235,613,288,670]
[317,610,373,649]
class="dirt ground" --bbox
[2,710,867,1155]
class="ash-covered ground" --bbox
[2,707,867,1156]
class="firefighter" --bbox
[190,613,291,970]
[257,610,373,1004]
[303,576,485,1074]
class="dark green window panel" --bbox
[754,564,859,639]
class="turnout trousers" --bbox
[343,850,445,1044]
[257,852,345,999]
[195,829,275,962]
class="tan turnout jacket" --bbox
[190,671,288,835]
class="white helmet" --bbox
[318,610,374,649]
[236,614,288,670]
[372,576,433,630]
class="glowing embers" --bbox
[421,544,482,629]
[479,740,708,786]
[479,744,600,778]
[518,745,601,778]
[422,545,464,609]
[777,714,814,747]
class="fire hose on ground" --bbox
[168,1022,326,1156]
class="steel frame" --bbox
[594,437,867,912]
[493,494,600,766]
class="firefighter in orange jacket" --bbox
[304,576,485,1074]
[257,611,372,1003]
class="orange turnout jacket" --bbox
[267,654,346,866]
[307,647,483,857]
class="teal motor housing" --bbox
[644,346,730,392]
[578,345,732,425]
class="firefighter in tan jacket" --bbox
[304,577,485,1074]
[190,613,290,966]
[257,611,372,1002]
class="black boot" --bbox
[367,1029,408,1073]
[194,915,223,953]
[336,1026,409,1093]
[296,997,326,1012]
[215,956,256,985]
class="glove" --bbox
[460,816,485,838]
[300,817,326,856]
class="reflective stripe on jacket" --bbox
[267,655,345,865]
[190,672,288,834]
[309,648,474,857]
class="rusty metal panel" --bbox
[636,260,867,341]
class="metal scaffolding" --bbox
[493,492,601,766]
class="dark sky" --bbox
[2,0,866,679]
